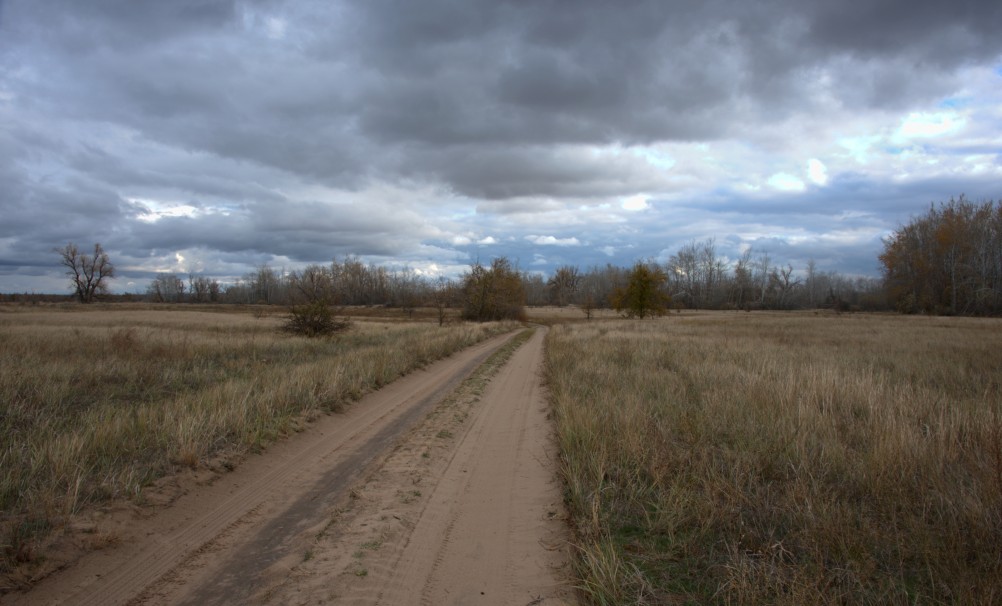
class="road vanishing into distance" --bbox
[11,328,575,606]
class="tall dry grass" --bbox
[546,313,1002,604]
[0,307,515,574]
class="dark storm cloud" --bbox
[808,1,1002,62]
[345,0,1002,146]
[120,197,438,264]
[0,0,1000,292]
[410,145,676,201]
[9,0,998,172]
[3,0,245,52]
[698,174,1001,220]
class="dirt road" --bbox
[9,327,574,605]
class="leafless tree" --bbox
[147,273,185,302]
[56,242,115,303]
[433,277,458,326]
[188,274,216,303]
[289,264,335,304]
[769,264,801,309]
[547,265,580,306]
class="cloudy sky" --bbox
[1,0,1000,293]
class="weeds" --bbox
[546,313,1002,604]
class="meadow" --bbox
[0,304,515,576]
[546,312,1002,604]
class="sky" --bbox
[1,0,1001,294]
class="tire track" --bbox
[7,330,519,606]
[274,327,576,606]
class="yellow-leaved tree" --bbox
[612,261,671,318]
[461,257,526,322]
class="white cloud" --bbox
[131,198,200,223]
[767,173,806,192]
[478,236,498,245]
[897,111,965,139]
[838,135,881,164]
[525,235,581,246]
[631,145,676,170]
[621,194,650,211]
[807,159,828,186]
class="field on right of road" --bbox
[545,312,1002,604]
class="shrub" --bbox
[284,301,350,337]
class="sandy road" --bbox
[9,327,574,605]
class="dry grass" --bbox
[0,306,516,575]
[546,312,1002,604]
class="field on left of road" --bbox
[0,304,517,588]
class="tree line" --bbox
[44,244,884,316]
[132,248,884,314]
[521,241,885,313]
[41,196,1000,318]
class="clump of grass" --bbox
[0,307,517,577]
[546,314,1002,604]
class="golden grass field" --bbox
[0,304,516,576]
[545,312,1002,604]
[4,303,1001,603]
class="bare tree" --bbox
[547,265,580,307]
[754,251,772,306]
[188,274,216,303]
[732,249,754,310]
[289,264,335,304]
[147,273,186,302]
[667,238,725,308]
[769,264,801,309]
[56,242,115,303]
[433,277,458,326]
[805,258,820,308]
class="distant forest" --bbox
[9,246,886,313]
[5,198,1000,316]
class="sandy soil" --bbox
[8,327,575,605]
